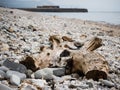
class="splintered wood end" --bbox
[49,35,61,44]
[86,37,102,51]
[20,56,38,71]
[86,70,107,81]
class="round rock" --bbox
[99,79,114,87]
[6,70,26,80]
[53,68,65,77]
[34,68,53,80]
[0,70,6,80]
[30,79,47,88]
[10,74,21,86]
[0,66,9,72]
[3,59,27,73]
[0,83,12,90]
[26,69,33,78]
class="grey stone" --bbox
[26,69,33,78]
[52,75,62,83]
[74,42,84,49]
[79,84,89,89]
[86,81,93,88]
[0,60,5,66]
[6,70,26,80]
[97,32,104,36]
[61,75,72,81]
[53,68,65,77]
[69,84,77,88]
[0,66,9,72]
[71,73,80,79]
[0,83,12,90]
[34,68,53,80]
[30,79,47,87]
[43,86,51,90]
[0,70,6,80]
[3,59,27,73]
[10,75,21,86]
[99,79,114,87]
[23,48,30,52]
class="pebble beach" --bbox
[0,7,120,90]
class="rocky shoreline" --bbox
[0,7,120,90]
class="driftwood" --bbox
[85,37,102,51]
[20,35,72,70]
[83,52,109,80]
[65,37,109,80]
[20,35,109,81]
[68,52,109,80]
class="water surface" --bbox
[41,12,120,25]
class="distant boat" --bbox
[17,5,88,12]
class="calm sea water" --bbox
[0,1,120,25]
[41,12,120,25]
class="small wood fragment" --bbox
[85,37,102,51]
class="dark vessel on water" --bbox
[18,5,88,12]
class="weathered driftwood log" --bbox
[20,35,74,71]
[65,37,109,80]
[20,35,109,81]
[83,52,109,81]
[66,52,109,81]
